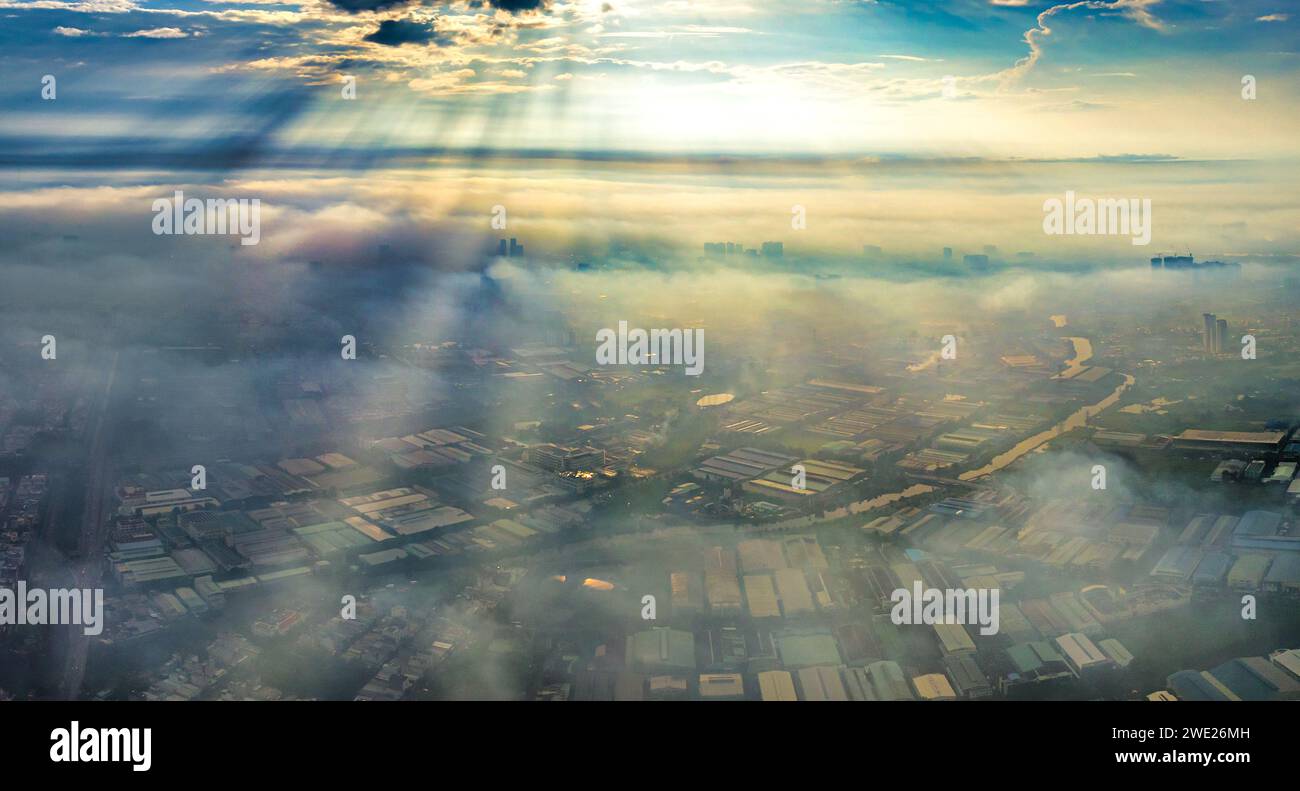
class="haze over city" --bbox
[1,0,1299,711]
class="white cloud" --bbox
[123,27,189,38]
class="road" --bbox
[56,348,118,699]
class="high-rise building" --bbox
[1216,319,1228,354]
[496,238,524,257]
[943,247,953,261]
[1203,313,1217,353]
[529,444,605,472]
[761,241,784,258]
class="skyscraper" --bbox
[1203,313,1217,353]
[1216,319,1228,355]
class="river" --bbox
[959,371,1134,481]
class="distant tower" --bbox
[1216,319,1228,355]
[1202,313,1216,353]
[943,247,953,261]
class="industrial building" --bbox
[865,660,915,700]
[698,673,745,699]
[1165,670,1240,700]
[796,666,849,701]
[528,444,606,473]
[1271,649,1300,681]
[912,673,958,700]
[1150,546,1203,583]
[121,488,221,519]
[1207,657,1300,700]
[1003,641,1073,692]
[625,628,696,674]
[743,574,781,619]
[943,654,993,698]
[776,630,842,668]
[1227,554,1273,591]
[705,568,743,615]
[1098,638,1134,669]
[113,555,189,588]
[693,447,798,484]
[1055,632,1113,677]
[1191,551,1234,588]
[773,568,815,616]
[1170,429,1288,456]
[1263,553,1300,595]
[737,538,787,572]
[934,622,977,656]
[757,670,798,701]
[740,458,866,503]
[1231,510,1300,553]
[695,627,747,670]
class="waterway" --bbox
[1053,336,1093,379]
[959,371,1134,481]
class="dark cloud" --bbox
[325,0,416,13]
[484,0,553,13]
[364,19,446,47]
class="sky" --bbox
[1,0,1298,259]
[2,0,1299,158]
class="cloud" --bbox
[364,19,447,47]
[123,27,189,38]
[325,0,416,13]
[1036,99,1109,112]
[53,26,91,36]
[1256,14,1288,23]
[999,0,1164,85]
[484,0,553,13]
